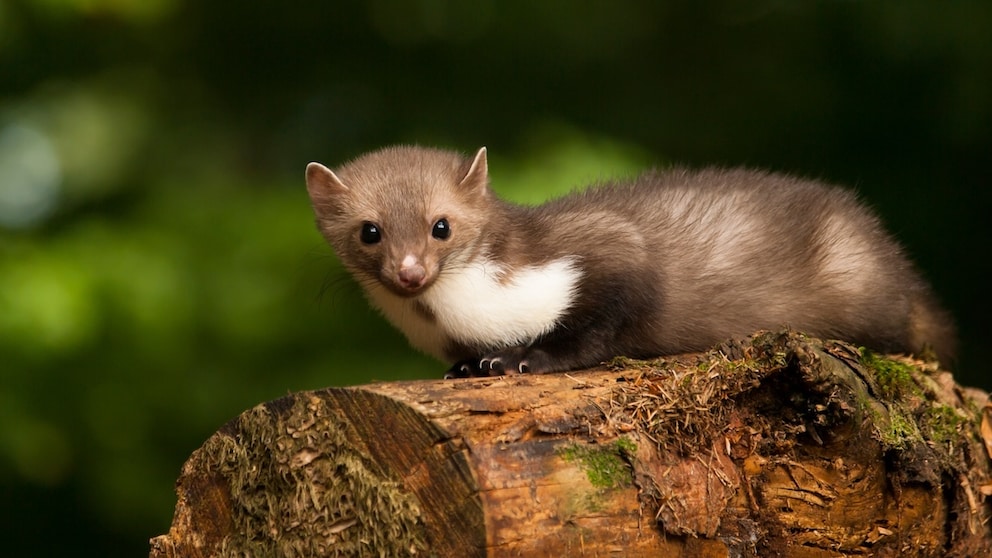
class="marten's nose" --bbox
[397,264,426,289]
[397,254,427,290]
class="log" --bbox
[149,331,992,557]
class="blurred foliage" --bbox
[0,0,989,555]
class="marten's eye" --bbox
[360,222,381,244]
[432,218,451,240]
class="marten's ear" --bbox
[306,162,350,210]
[306,162,348,194]
[458,147,489,195]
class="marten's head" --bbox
[306,146,491,297]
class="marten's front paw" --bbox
[475,346,528,375]
[445,348,554,378]
[478,356,525,375]
[481,347,555,375]
[444,356,525,377]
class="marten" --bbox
[305,146,955,377]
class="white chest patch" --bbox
[365,258,582,360]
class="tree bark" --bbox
[150,331,992,557]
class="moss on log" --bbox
[150,331,992,557]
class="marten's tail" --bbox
[908,291,958,368]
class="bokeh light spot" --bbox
[0,124,62,229]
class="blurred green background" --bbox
[1,0,989,554]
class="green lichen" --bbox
[877,406,922,449]
[558,438,637,489]
[859,349,920,400]
[922,403,968,448]
[856,349,971,456]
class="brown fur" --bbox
[306,146,956,375]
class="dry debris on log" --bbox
[150,330,992,557]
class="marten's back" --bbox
[527,167,956,363]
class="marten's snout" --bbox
[396,255,427,291]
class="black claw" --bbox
[447,359,480,379]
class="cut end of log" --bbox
[150,331,992,557]
[150,390,482,557]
